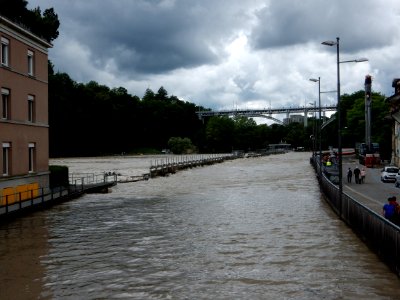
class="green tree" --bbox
[0,0,60,42]
[233,116,258,151]
[205,116,235,152]
[0,0,28,22]
[320,90,391,159]
[156,86,168,101]
[168,137,195,154]
[285,122,306,149]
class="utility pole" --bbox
[365,75,372,152]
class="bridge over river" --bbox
[196,105,337,125]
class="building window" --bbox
[28,143,35,173]
[28,95,35,122]
[1,37,9,66]
[27,50,34,76]
[2,142,11,176]
[1,88,10,119]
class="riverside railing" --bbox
[0,186,69,217]
[311,155,400,276]
[149,154,235,178]
[1,173,117,218]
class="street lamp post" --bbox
[309,77,322,178]
[308,101,317,157]
[322,37,368,217]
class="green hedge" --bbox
[49,165,69,188]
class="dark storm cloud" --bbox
[251,0,398,53]
[27,0,400,111]
[53,0,253,75]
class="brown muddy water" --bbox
[0,152,399,299]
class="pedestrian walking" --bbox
[353,166,361,184]
[347,168,352,183]
[360,168,366,183]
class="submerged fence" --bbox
[311,156,400,276]
[0,173,117,218]
[0,186,70,217]
[149,154,235,178]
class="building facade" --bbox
[386,79,400,166]
[0,16,52,201]
[283,114,305,125]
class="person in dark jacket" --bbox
[353,166,361,184]
[347,168,352,183]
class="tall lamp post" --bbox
[322,37,368,216]
[308,101,317,156]
[309,77,337,180]
[309,77,322,177]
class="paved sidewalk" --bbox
[342,157,399,215]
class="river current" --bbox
[0,152,399,299]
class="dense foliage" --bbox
[47,68,303,156]
[336,91,391,159]
[48,71,205,157]
[48,60,392,157]
[0,0,59,42]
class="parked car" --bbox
[381,166,399,183]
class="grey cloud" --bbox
[54,0,254,75]
[27,0,400,109]
[251,0,398,53]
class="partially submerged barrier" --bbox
[0,173,116,220]
[149,154,235,178]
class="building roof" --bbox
[0,16,52,51]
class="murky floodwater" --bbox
[1,152,399,299]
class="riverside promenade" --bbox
[313,154,400,276]
[342,156,399,216]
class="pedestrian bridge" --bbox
[196,105,337,125]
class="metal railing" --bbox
[0,186,69,216]
[311,155,400,276]
[1,173,117,218]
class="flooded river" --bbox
[0,152,399,299]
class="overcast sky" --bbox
[28,0,400,113]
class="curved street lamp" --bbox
[309,77,322,177]
[321,37,368,217]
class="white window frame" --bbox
[1,37,9,66]
[28,143,35,173]
[1,88,10,119]
[3,142,10,176]
[28,95,34,122]
[27,50,34,76]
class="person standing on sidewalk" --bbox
[354,166,361,184]
[347,168,353,183]
[382,196,399,223]
[360,168,366,183]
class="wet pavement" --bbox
[342,156,399,216]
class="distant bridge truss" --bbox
[196,105,337,125]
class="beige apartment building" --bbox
[0,16,52,202]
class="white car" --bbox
[381,166,399,183]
